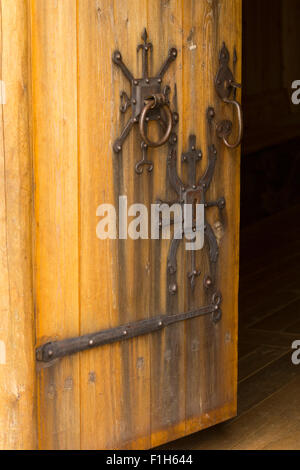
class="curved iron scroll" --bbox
[158,111,226,296]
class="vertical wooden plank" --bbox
[183,0,240,434]
[77,0,116,450]
[112,0,151,449]
[216,0,241,420]
[183,0,213,432]
[78,0,151,449]
[31,0,80,449]
[0,0,36,450]
[148,0,186,447]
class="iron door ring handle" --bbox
[139,97,173,148]
[221,98,243,149]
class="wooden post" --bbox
[0,0,36,449]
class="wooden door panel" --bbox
[33,0,241,450]
[147,0,186,447]
[77,2,119,450]
[31,0,81,449]
[78,0,152,449]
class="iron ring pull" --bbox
[139,94,173,148]
[221,96,243,149]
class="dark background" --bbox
[241,0,300,227]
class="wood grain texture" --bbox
[237,209,300,417]
[113,0,151,449]
[183,0,241,436]
[77,0,152,449]
[183,0,219,434]
[31,0,80,449]
[238,346,286,382]
[232,375,300,450]
[0,0,36,450]
[30,0,240,449]
[159,207,300,451]
[148,0,185,447]
[160,374,300,450]
[77,0,118,450]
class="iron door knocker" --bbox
[113,28,178,174]
[139,93,173,148]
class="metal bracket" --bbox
[215,42,235,101]
[113,28,178,174]
[36,292,222,363]
[215,42,243,149]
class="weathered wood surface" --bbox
[36,301,219,363]
[0,0,36,450]
[0,0,241,449]
[31,0,81,449]
[35,0,240,450]
[160,207,300,450]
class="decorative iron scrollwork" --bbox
[113,28,178,174]
[157,109,225,306]
[35,36,235,366]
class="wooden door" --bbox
[30,0,241,450]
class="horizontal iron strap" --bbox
[36,292,222,363]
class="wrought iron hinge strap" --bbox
[36,292,222,363]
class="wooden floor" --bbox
[160,204,300,450]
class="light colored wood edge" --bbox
[0,0,37,449]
